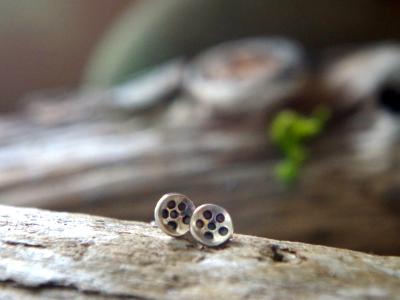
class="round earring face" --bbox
[154,193,195,237]
[190,204,233,247]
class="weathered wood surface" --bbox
[0,87,399,255]
[0,205,399,300]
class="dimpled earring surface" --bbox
[154,193,195,237]
[190,204,233,247]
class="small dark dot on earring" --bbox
[167,200,176,209]
[207,222,216,230]
[196,219,204,228]
[219,227,229,236]
[216,213,225,223]
[178,202,186,211]
[203,210,212,220]
[167,221,177,230]
[170,210,178,219]
[204,232,214,240]
[183,216,190,224]
[162,209,169,218]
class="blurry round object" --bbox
[183,37,305,113]
[321,44,400,112]
[110,60,183,113]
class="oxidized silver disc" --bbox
[154,193,195,237]
[190,204,233,246]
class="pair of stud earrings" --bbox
[154,193,234,247]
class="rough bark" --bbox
[0,205,399,300]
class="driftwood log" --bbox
[1,205,399,300]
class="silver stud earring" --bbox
[154,193,196,237]
[190,204,234,247]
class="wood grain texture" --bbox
[0,205,399,300]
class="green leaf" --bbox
[269,106,330,184]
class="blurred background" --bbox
[0,0,400,255]
[0,0,130,111]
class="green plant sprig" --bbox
[269,106,330,184]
